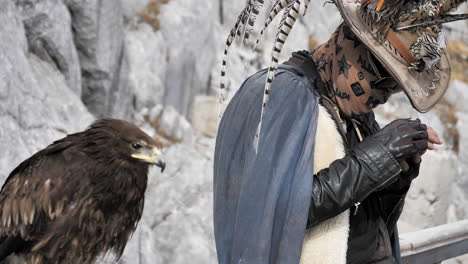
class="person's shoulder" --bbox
[242,65,319,97]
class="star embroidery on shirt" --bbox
[338,55,352,79]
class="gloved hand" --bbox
[399,151,423,180]
[399,124,442,175]
[371,119,428,161]
[381,124,442,192]
[383,154,422,195]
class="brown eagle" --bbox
[0,119,165,264]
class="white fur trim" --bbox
[300,105,350,264]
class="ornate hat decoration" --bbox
[335,0,467,112]
[220,0,467,141]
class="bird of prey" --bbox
[0,119,166,264]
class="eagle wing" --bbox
[0,137,88,259]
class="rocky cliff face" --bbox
[0,0,466,263]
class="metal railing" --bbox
[400,220,468,264]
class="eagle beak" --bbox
[155,158,166,173]
[131,147,166,172]
[150,148,166,172]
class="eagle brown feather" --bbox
[0,119,164,264]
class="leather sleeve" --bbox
[307,137,402,228]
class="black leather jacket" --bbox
[307,110,415,264]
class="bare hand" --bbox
[427,126,442,150]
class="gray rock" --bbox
[65,0,133,119]
[192,95,218,138]
[132,105,177,148]
[159,0,220,118]
[15,0,82,95]
[445,82,468,224]
[450,110,468,221]
[124,24,168,110]
[444,80,468,112]
[0,0,93,181]
[120,0,149,20]
[302,1,343,43]
[109,46,136,120]
[148,104,164,122]
[120,137,217,264]
[400,151,458,228]
[158,106,193,143]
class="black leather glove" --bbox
[372,119,428,161]
[401,154,422,181]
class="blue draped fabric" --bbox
[214,65,320,264]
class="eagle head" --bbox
[130,142,166,172]
[87,119,166,172]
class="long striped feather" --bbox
[220,0,265,90]
[255,0,302,145]
[219,0,310,147]
[253,0,294,50]
[253,0,310,53]
[239,0,293,73]
[239,0,266,53]
[303,0,310,15]
[220,13,246,90]
[219,0,267,119]
[218,9,249,118]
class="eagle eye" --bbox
[131,143,143,150]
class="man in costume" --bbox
[214,0,466,264]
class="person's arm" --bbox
[378,125,441,235]
[307,137,401,227]
[307,119,428,228]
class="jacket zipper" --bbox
[352,169,402,216]
[353,202,361,215]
